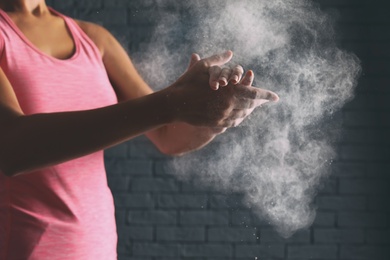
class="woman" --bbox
[0,0,278,259]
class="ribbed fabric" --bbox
[0,8,118,260]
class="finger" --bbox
[203,50,233,68]
[209,66,222,90]
[236,86,279,102]
[222,116,245,128]
[210,127,227,134]
[240,70,254,87]
[188,53,201,69]
[229,65,244,84]
[233,98,255,109]
[229,109,247,120]
[219,67,231,86]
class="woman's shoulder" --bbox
[74,20,114,57]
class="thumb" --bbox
[187,53,201,69]
[203,50,233,67]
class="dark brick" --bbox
[368,196,390,211]
[252,213,274,227]
[128,9,162,26]
[231,211,253,226]
[132,243,178,257]
[369,26,390,41]
[180,211,229,225]
[157,227,204,242]
[287,245,338,259]
[209,194,247,209]
[103,0,127,8]
[317,178,338,194]
[339,145,388,161]
[104,143,128,158]
[154,161,173,175]
[118,226,153,241]
[331,162,367,178]
[339,129,371,144]
[338,212,389,227]
[315,0,368,6]
[105,159,153,176]
[337,25,369,41]
[127,26,156,52]
[120,257,151,260]
[51,0,75,10]
[115,209,126,226]
[316,196,367,210]
[339,41,369,59]
[313,212,336,227]
[366,229,390,244]
[367,61,390,76]
[76,0,103,9]
[340,246,390,260]
[127,210,177,225]
[129,141,168,159]
[107,176,131,192]
[103,0,155,9]
[127,0,155,10]
[340,129,390,145]
[367,163,390,178]
[260,228,310,244]
[102,8,128,25]
[340,179,389,194]
[114,193,154,208]
[208,227,257,242]
[157,258,206,260]
[157,194,208,209]
[235,245,285,258]
[314,228,364,243]
[181,182,215,192]
[179,244,233,257]
[131,178,179,192]
[343,111,383,127]
[356,77,390,94]
[343,94,383,111]
[335,7,390,24]
[369,43,390,58]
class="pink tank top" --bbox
[0,8,118,260]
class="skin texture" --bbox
[0,0,279,176]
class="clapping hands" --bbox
[164,50,279,129]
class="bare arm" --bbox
[0,22,277,177]
[0,68,174,176]
[78,21,278,155]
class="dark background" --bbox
[47,0,389,259]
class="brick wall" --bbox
[48,0,389,259]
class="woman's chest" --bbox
[1,52,117,114]
[8,15,75,60]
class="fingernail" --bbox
[219,78,227,86]
[231,76,239,84]
[211,82,219,90]
[272,94,280,102]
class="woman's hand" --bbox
[164,51,279,129]
[187,52,245,90]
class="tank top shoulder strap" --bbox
[0,10,8,60]
[48,7,103,63]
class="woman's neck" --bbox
[0,0,48,16]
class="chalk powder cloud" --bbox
[132,0,361,237]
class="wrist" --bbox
[158,84,183,124]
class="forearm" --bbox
[146,123,221,156]
[0,91,172,176]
